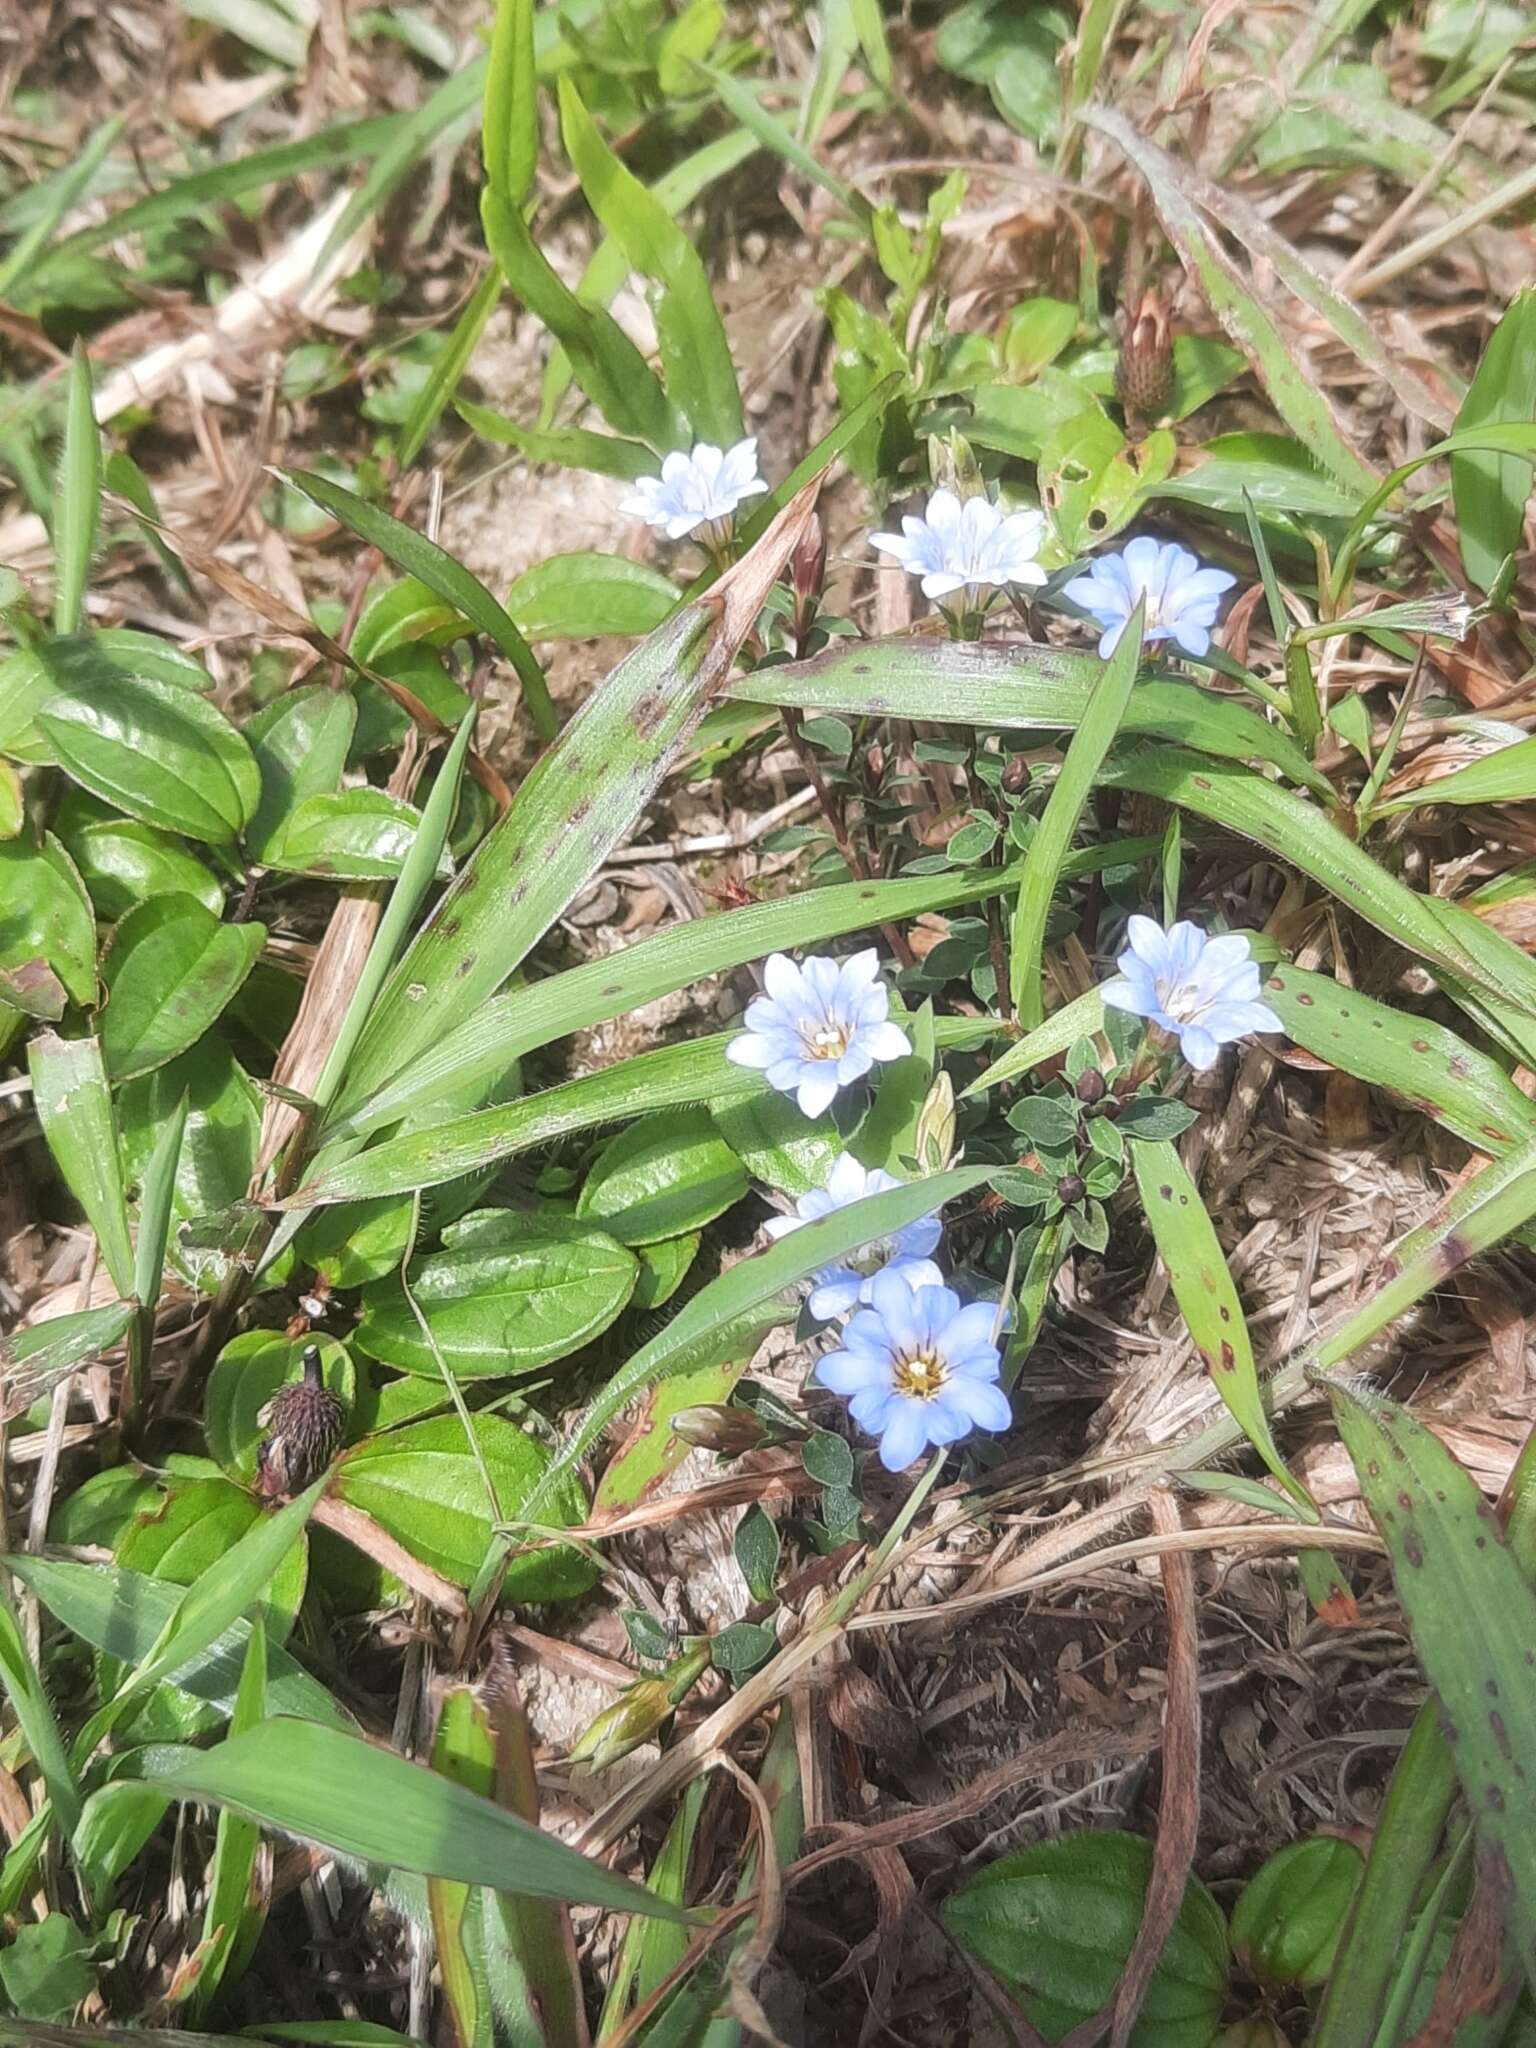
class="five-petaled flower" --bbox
[1103,917,1283,1071]
[725,950,910,1119]
[1063,535,1236,658]
[619,437,767,540]
[870,489,1047,603]
[763,1152,943,1320]
[814,1270,1011,1471]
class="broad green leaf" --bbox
[206,1332,356,1483]
[28,1031,135,1298]
[1010,602,1144,1022]
[1132,1139,1313,1514]
[0,1577,81,1838]
[116,1039,262,1278]
[36,638,259,843]
[336,1412,595,1600]
[1326,1383,1536,1985]
[329,482,821,1116]
[154,1717,692,1919]
[1374,733,1536,814]
[263,788,444,881]
[1452,285,1536,593]
[53,344,100,636]
[328,850,1149,1142]
[353,1216,638,1379]
[576,1108,747,1244]
[5,1554,349,1729]
[101,896,265,1080]
[0,834,96,1011]
[243,684,356,857]
[508,552,678,641]
[350,576,465,668]
[55,799,222,920]
[557,77,743,447]
[72,1774,172,1908]
[0,1915,99,2023]
[728,636,1331,796]
[276,470,554,743]
[1082,104,1377,493]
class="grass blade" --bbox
[483,0,537,206]
[1,1303,135,1411]
[125,1090,188,1426]
[329,478,823,1116]
[399,266,503,471]
[693,64,859,216]
[156,1718,694,1921]
[277,471,555,743]
[1451,286,1536,594]
[187,1617,268,2019]
[0,1576,82,1839]
[1323,1382,1536,1986]
[1373,733,1536,814]
[0,115,123,300]
[316,59,486,270]
[53,344,100,636]
[1010,603,1144,1022]
[27,1032,135,1300]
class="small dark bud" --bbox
[1075,1070,1107,1105]
[255,1346,347,1501]
[1116,288,1174,426]
[1001,754,1031,796]
[865,741,885,782]
[1055,1174,1086,1206]
[791,513,827,612]
[671,1405,769,1455]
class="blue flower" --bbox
[871,489,1048,603]
[1063,535,1236,659]
[725,950,911,1119]
[1103,916,1283,1071]
[814,1270,1011,1472]
[619,437,767,540]
[763,1152,943,1320]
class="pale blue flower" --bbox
[619,437,767,540]
[871,489,1047,602]
[1103,916,1282,1071]
[725,950,910,1119]
[1063,535,1236,658]
[815,1270,1011,1472]
[763,1152,943,1320]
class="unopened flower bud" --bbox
[255,1346,347,1501]
[1001,754,1031,796]
[671,1405,769,1455]
[1075,1070,1107,1105]
[1055,1174,1086,1206]
[1116,288,1174,426]
[866,741,885,782]
[568,1644,710,1769]
[792,513,827,614]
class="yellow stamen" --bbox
[893,1349,947,1401]
[802,1020,849,1061]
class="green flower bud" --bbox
[1232,1836,1363,1988]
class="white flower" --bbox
[725,950,911,1119]
[1102,917,1283,1071]
[619,437,768,540]
[762,1152,944,1320]
[870,489,1048,602]
[1063,535,1236,658]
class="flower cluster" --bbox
[764,1152,942,1320]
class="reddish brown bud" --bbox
[255,1346,347,1501]
[1055,1174,1086,1206]
[1116,289,1174,425]
[792,513,827,612]
[1075,1069,1107,1105]
[671,1405,769,1455]
[1001,754,1031,796]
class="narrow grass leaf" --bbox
[0,115,123,300]
[157,1718,693,1920]
[483,0,536,206]
[189,1617,268,2019]
[1451,286,1536,594]
[27,1032,135,1299]
[104,451,197,600]
[729,635,1331,795]
[455,408,657,480]
[129,1091,188,1417]
[316,59,487,269]
[1331,422,1536,602]
[732,370,903,553]
[328,480,822,1116]
[1325,1383,1536,1985]
[278,470,555,743]
[1374,734,1536,814]
[53,345,100,636]
[693,65,858,215]
[1,1303,135,1407]
[1132,1140,1312,1514]
[1011,603,1144,1022]
[399,267,503,470]
[0,1578,82,1839]
[1082,105,1377,492]
[558,78,743,448]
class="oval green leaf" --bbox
[101,896,266,1081]
[575,1107,747,1244]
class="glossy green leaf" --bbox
[243,684,356,857]
[5,1554,349,1730]
[263,788,444,881]
[277,469,555,743]
[1011,601,1144,1023]
[116,1040,262,1279]
[36,637,259,843]
[53,344,100,637]
[558,76,743,447]
[55,799,223,920]
[0,834,96,1010]
[336,1412,594,1600]
[156,1717,691,1919]
[1452,285,1536,594]
[28,1031,135,1298]
[101,896,265,1080]
[329,488,818,1117]
[576,1108,747,1245]
[354,1213,637,1379]
[206,1332,356,1484]
[508,551,679,641]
